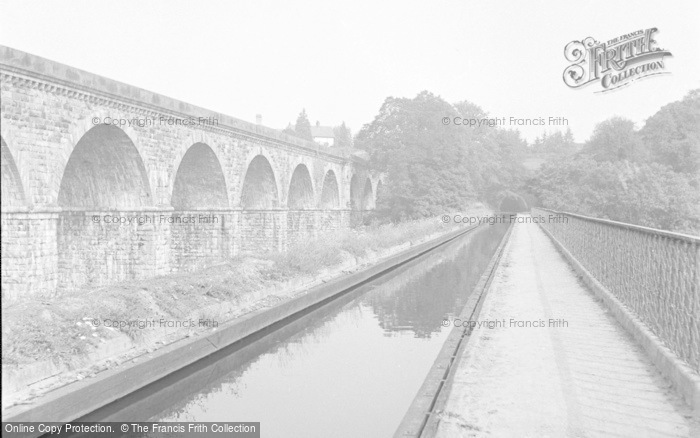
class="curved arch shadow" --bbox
[240,155,278,209]
[319,170,340,209]
[361,178,374,210]
[58,124,152,209]
[287,164,314,209]
[172,143,228,210]
[1,136,27,208]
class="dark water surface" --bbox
[82,223,509,437]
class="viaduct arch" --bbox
[0,45,380,302]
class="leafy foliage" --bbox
[640,89,700,174]
[356,88,698,233]
[282,123,296,136]
[334,122,353,148]
[530,157,699,233]
[583,117,646,162]
[531,128,577,154]
[294,109,313,141]
[529,89,700,235]
[356,91,528,221]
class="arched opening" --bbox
[362,178,374,210]
[287,164,314,209]
[320,170,340,209]
[240,155,281,252]
[172,143,228,209]
[240,155,278,209]
[287,164,315,243]
[498,191,528,212]
[58,124,151,209]
[170,143,230,272]
[56,124,153,292]
[1,137,26,208]
[349,174,362,209]
[1,136,33,302]
[375,180,384,206]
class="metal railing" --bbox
[533,207,700,374]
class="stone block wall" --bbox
[168,211,236,273]
[55,211,169,293]
[287,210,318,245]
[239,211,287,253]
[1,211,58,303]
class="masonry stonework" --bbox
[0,46,381,303]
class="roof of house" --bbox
[311,125,335,138]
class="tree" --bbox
[356,92,473,220]
[640,89,700,174]
[356,92,527,221]
[584,117,646,162]
[334,122,352,148]
[282,123,295,136]
[563,127,575,146]
[531,128,576,154]
[531,135,543,151]
[528,156,700,234]
[294,109,313,141]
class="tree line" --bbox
[527,89,699,235]
[288,90,699,234]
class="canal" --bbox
[80,223,509,437]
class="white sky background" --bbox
[0,0,698,143]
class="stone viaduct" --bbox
[0,46,381,303]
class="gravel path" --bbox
[434,221,699,437]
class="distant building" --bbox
[310,121,335,147]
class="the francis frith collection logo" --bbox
[563,28,672,92]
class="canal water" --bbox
[83,223,509,437]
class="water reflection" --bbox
[366,223,507,338]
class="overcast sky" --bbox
[1,0,698,142]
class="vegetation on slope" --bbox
[527,90,700,234]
